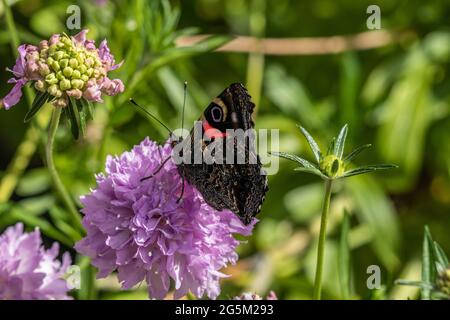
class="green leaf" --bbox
[67,97,81,139]
[341,164,398,178]
[76,100,87,136]
[16,168,51,197]
[81,99,94,120]
[326,137,335,156]
[338,210,351,299]
[433,241,449,273]
[333,124,348,159]
[24,91,49,122]
[298,125,322,163]
[294,167,328,179]
[422,226,435,300]
[344,144,372,163]
[270,151,317,169]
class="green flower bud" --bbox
[81,75,89,82]
[60,59,69,69]
[63,66,73,78]
[85,57,94,68]
[71,79,84,89]
[48,45,57,56]
[51,60,60,72]
[319,155,345,178]
[79,64,87,75]
[38,62,50,77]
[69,58,78,68]
[39,49,48,59]
[72,70,81,79]
[56,71,65,80]
[46,57,55,66]
[57,42,65,48]
[59,78,71,91]
[48,84,59,96]
[54,51,65,60]
[34,80,46,92]
[45,73,58,85]
[86,68,94,77]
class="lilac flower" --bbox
[1,29,124,109]
[233,291,278,300]
[75,138,256,299]
[0,223,72,300]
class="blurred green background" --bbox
[0,0,449,299]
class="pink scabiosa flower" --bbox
[75,138,256,299]
[1,29,124,126]
[0,223,72,300]
[233,291,278,300]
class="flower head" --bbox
[233,291,278,300]
[0,223,72,300]
[75,138,255,299]
[2,29,124,110]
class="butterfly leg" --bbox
[140,156,171,182]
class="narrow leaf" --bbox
[81,99,94,120]
[293,167,328,179]
[421,226,434,300]
[344,144,372,163]
[76,100,87,136]
[433,241,449,270]
[333,124,348,159]
[341,164,397,178]
[270,151,317,169]
[67,97,81,140]
[24,92,49,122]
[327,137,335,156]
[338,210,351,299]
[298,125,322,163]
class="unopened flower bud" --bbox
[39,40,49,50]
[48,84,59,96]
[53,97,67,108]
[38,62,50,77]
[54,51,65,60]
[59,59,69,69]
[69,58,78,68]
[437,267,450,296]
[66,89,83,99]
[45,73,58,85]
[51,61,60,72]
[72,70,81,79]
[63,67,73,78]
[79,64,87,75]
[71,79,84,89]
[34,80,46,92]
[319,155,345,178]
[59,79,71,91]
[81,75,89,82]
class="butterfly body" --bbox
[173,83,268,225]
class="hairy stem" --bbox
[313,179,333,300]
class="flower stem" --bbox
[46,108,83,231]
[313,179,333,300]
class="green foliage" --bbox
[0,0,449,300]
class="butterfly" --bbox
[132,83,268,225]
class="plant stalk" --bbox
[45,108,83,231]
[313,179,333,299]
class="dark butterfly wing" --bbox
[176,83,268,225]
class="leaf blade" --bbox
[298,125,322,163]
[24,91,50,122]
[334,124,348,159]
[344,144,372,163]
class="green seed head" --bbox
[319,155,345,178]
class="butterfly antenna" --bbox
[181,81,188,135]
[129,98,174,136]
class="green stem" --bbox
[313,179,333,300]
[45,108,83,231]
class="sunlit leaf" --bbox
[334,124,348,159]
[298,125,322,163]
[344,144,372,163]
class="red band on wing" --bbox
[203,120,227,139]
